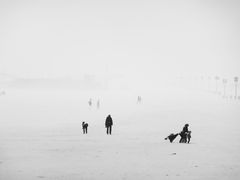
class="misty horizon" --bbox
[1,0,240,81]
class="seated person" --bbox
[179,124,189,143]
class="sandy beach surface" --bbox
[0,88,240,180]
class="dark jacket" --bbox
[182,125,188,133]
[82,122,88,129]
[180,125,189,137]
[105,115,113,127]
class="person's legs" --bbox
[106,127,109,134]
[183,137,187,143]
[86,127,88,134]
[183,134,187,143]
[109,126,112,135]
[180,136,184,143]
[187,134,191,143]
[187,132,191,143]
[179,134,183,143]
[179,132,187,143]
[179,138,182,143]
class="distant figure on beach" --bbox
[105,115,113,135]
[137,96,142,103]
[88,98,92,107]
[179,124,190,143]
[0,90,5,96]
[97,99,100,109]
[82,122,88,134]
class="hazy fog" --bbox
[0,0,240,84]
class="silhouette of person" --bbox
[105,115,113,135]
[88,98,92,107]
[97,100,100,109]
[137,96,141,103]
[82,122,88,134]
[179,124,189,143]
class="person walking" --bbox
[105,115,113,135]
[82,122,88,134]
[137,96,142,103]
[88,98,92,107]
[97,99,100,109]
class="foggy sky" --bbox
[0,0,240,80]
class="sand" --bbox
[0,88,240,180]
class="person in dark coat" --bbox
[179,124,189,143]
[105,115,113,135]
[82,122,88,134]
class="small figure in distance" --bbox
[88,98,92,107]
[179,124,189,143]
[137,96,142,103]
[97,99,100,109]
[105,114,113,135]
[82,122,88,134]
[0,90,6,95]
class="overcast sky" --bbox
[0,0,239,80]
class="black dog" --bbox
[82,122,88,134]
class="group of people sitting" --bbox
[165,124,191,143]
